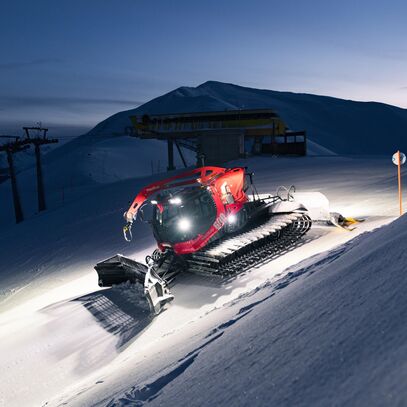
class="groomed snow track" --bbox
[187,213,312,275]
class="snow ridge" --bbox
[124,215,407,407]
[87,80,407,155]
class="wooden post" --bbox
[398,150,403,216]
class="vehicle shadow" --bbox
[67,227,329,350]
[72,285,153,350]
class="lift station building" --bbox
[129,109,306,170]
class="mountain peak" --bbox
[86,81,407,155]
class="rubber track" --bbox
[187,213,312,276]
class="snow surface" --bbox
[0,124,88,180]
[96,214,407,407]
[0,134,194,227]
[0,153,404,407]
[1,81,407,406]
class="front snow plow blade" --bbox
[95,254,173,314]
[144,266,174,314]
[95,254,148,287]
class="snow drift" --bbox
[0,153,401,407]
[91,214,407,407]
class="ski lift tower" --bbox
[0,136,30,223]
[23,126,58,212]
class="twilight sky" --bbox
[1,0,406,137]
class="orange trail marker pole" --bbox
[398,150,403,216]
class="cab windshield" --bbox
[152,187,217,244]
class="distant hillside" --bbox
[89,81,407,155]
[5,81,406,221]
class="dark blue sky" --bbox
[1,0,406,136]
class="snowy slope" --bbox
[89,81,407,155]
[0,134,194,227]
[0,154,403,407]
[90,214,407,407]
[0,124,89,181]
[1,81,407,407]
[0,155,401,309]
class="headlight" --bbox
[178,218,191,231]
[169,197,182,205]
[227,214,237,224]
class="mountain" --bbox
[88,81,407,155]
[2,81,406,225]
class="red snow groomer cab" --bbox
[126,166,251,255]
[95,166,351,314]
